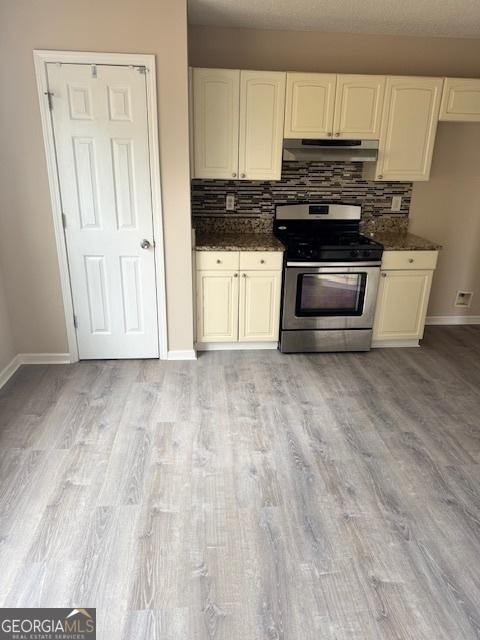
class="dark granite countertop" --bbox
[370,231,442,251]
[195,231,285,252]
[194,228,440,253]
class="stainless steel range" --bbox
[274,203,384,353]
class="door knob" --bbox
[140,239,151,249]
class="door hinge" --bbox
[137,65,146,74]
[73,314,78,329]
[61,213,67,229]
[44,91,54,110]
[91,65,97,79]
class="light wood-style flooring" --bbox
[1,326,480,639]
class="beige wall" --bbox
[189,26,480,76]
[0,0,194,356]
[0,264,16,372]
[410,124,480,317]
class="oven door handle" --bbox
[286,261,382,268]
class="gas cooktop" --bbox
[273,202,384,263]
[283,232,383,262]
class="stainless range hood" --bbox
[283,138,379,162]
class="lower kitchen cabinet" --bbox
[196,250,283,347]
[196,270,239,342]
[239,271,282,341]
[373,250,438,347]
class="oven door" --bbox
[282,262,381,330]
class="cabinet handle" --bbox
[381,272,387,278]
[327,132,332,137]
[260,259,265,264]
[232,172,237,178]
[408,258,414,263]
[242,273,247,278]
[377,175,383,180]
[233,272,238,278]
[216,259,222,264]
[334,132,340,137]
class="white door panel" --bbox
[239,271,281,342]
[196,270,239,342]
[284,73,336,138]
[333,75,385,139]
[239,71,286,180]
[373,270,433,341]
[47,63,159,359]
[192,68,240,179]
[373,76,442,181]
[440,78,480,121]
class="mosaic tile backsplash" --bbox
[191,161,412,234]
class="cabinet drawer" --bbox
[239,251,283,270]
[381,250,438,271]
[196,251,239,270]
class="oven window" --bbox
[296,273,367,316]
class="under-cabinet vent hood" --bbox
[283,139,379,162]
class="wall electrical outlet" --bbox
[455,291,473,308]
[225,193,235,211]
[391,196,402,212]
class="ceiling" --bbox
[188,0,480,39]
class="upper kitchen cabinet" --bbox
[284,73,336,138]
[440,78,480,121]
[364,76,443,182]
[284,73,385,139]
[333,75,385,139]
[239,70,286,180]
[192,68,240,179]
[191,68,286,180]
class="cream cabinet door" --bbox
[192,68,240,179]
[333,75,385,139]
[373,270,433,341]
[284,73,337,139]
[369,76,442,182]
[440,78,480,121]
[196,270,239,342]
[238,71,286,180]
[239,271,281,342]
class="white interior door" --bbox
[47,63,159,359]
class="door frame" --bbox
[33,49,168,361]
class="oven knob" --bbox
[350,250,360,258]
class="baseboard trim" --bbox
[167,349,197,361]
[426,315,480,325]
[197,342,279,351]
[0,352,72,391]
[0,355,22,390]
[19,353,72,365]
[372,340,420,348]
